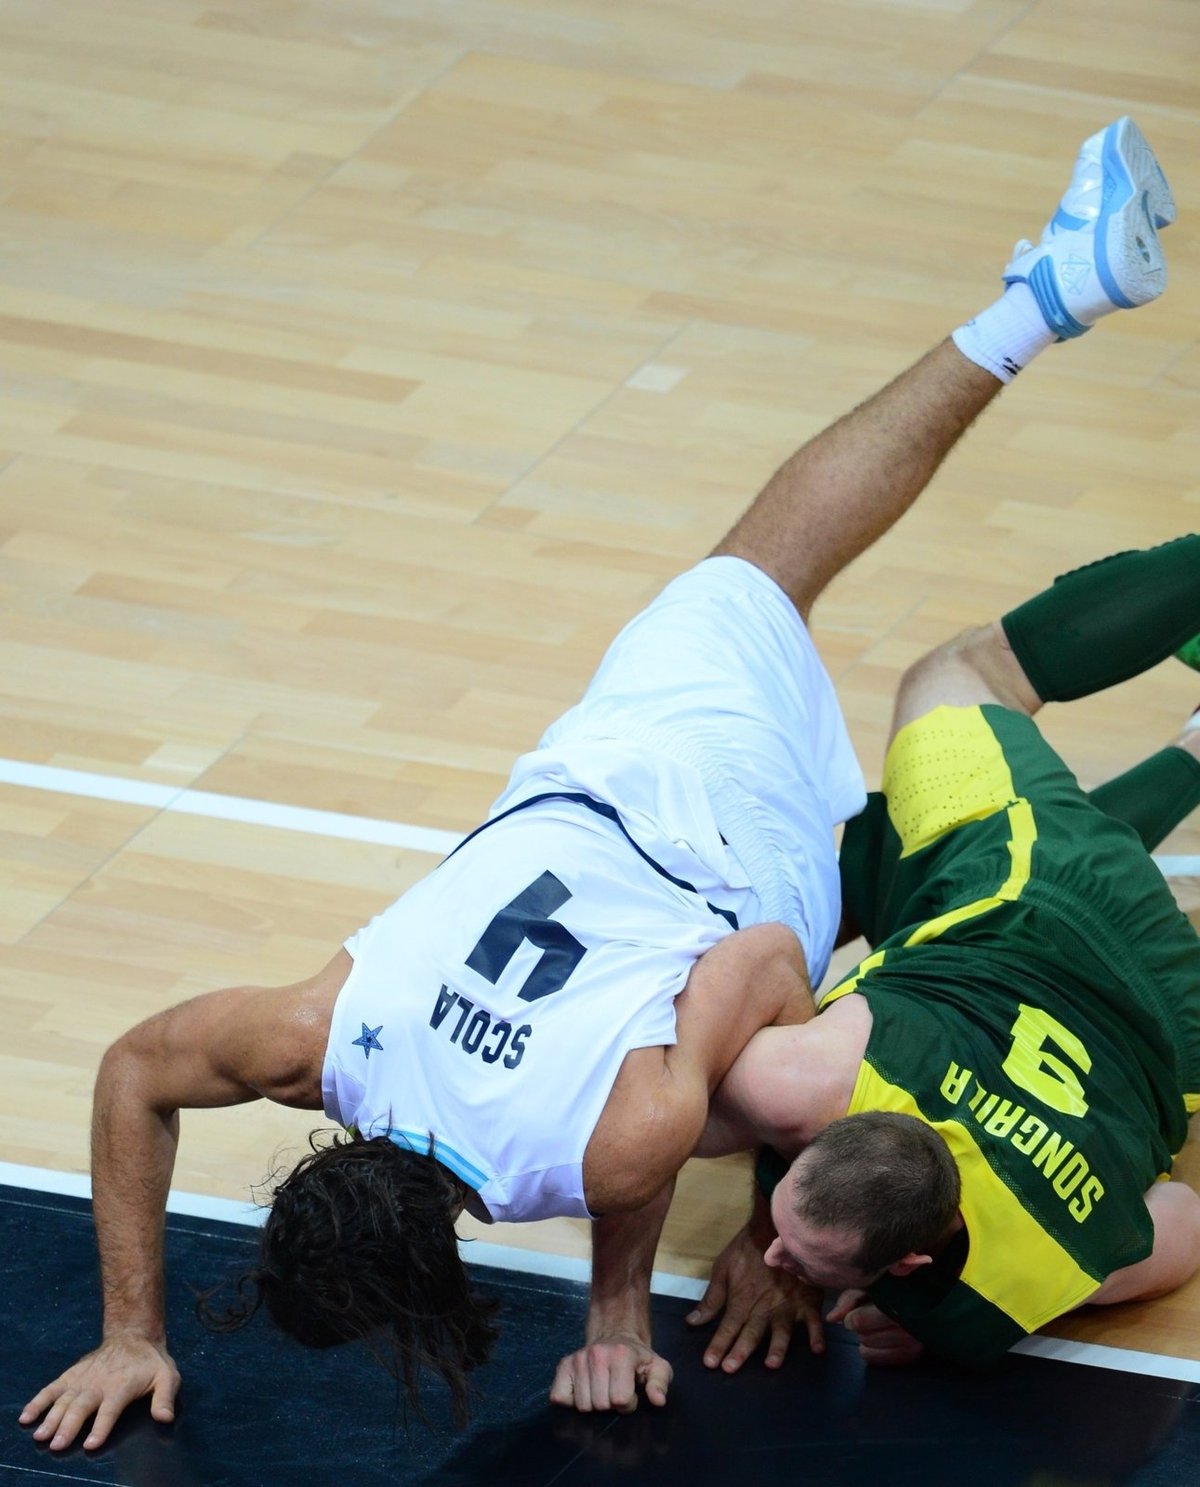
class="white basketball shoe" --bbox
[1004,117,1175,338]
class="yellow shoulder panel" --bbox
[849,1061,1101,1331]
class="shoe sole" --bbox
[1096,116,1175,309]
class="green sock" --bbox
[1001,535,1200,702]
[1088,746,1200,852]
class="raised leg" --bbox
[712,342,999,621]
[714,118,1175,623]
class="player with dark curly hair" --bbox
[199,1131,499,1426]
[22,117,1179,1451]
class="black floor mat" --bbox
[3,1184,1197,1486]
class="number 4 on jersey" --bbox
[466,870,587,1002]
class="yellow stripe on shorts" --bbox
[903,796,1036,944]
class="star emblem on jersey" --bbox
[352,1022,384,1059]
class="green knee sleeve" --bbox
[1088,746,1200,852]
[1001,535,1200,702]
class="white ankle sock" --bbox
[952,282,1058,385]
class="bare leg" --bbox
[714,120,1176,625]
[889,621,1042,743]
[712,340,1001,621]
[890,627,1200,843]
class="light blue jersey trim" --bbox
[386,1128,489,1190]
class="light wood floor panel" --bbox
[2,0,1199,1366]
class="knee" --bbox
[893,622,1042,735]
[959,622,1043,714]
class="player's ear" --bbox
[886,1252,934,1278]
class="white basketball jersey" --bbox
[322,786,757,1222]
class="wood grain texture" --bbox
[2,0,1198,1365]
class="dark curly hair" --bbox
[198,1130,500,1426]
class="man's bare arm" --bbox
[549,1180,676,1414]
[666,921,815,1101]
[587,924,814,1212]
[556,926,815,1413]
[20,954,341,1452]
[1089,1180,1200,1306]
[687,1180,825,1370]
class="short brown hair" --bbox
[790,1111,960,1274]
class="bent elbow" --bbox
[96,1024,176,1118]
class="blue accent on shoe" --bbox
[1026,257,1091,339]
[1094,123,1138,310]
[1143,190,1163,233]
[1051,206,1089,232]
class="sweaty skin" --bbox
[21,922,811,1452]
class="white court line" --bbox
[0,755,1196,876]
[0,1463,113,1484]
[0,1161,702,1300]
[0,757,462,856]
[0,1162,264,1228]
[4,1164,1198,1380]
[1011,1334,1200,1385]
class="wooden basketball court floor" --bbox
[2,0,1200,1477]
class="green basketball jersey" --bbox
[818,704,1197,1363]
[841,949,1164,1362]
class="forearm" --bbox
[587,1178,676,1342]
[21,982,293,1454]
[672,926,813,1111]
[744,1174,777,1248]
[90,1045,182,1342]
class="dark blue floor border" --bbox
[3,1183,1199,1487]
